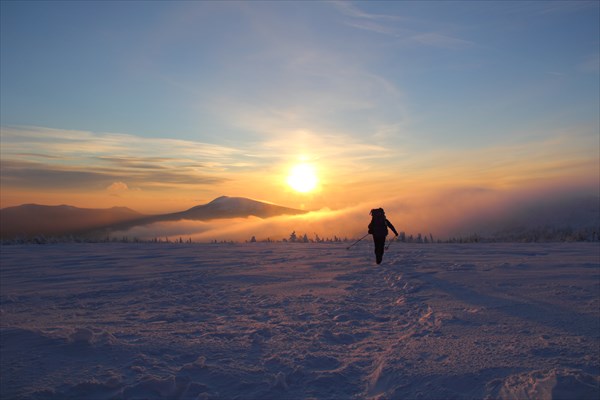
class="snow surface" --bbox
[1,242,599,399]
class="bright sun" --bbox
[287,163,318,193]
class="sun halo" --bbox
[286,163,318,193]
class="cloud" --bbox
[0,126,235,193]
[331,0,408,36]
[107,181,129,193]
[160,3,409,149]
[332,1,396,21]
[114,207,369,243]
[112,181,599,242]
[0,157,228,193]
[409,32,475,49]
[0,126,241,164]
[0,159,119,190]
[255,130,393,162]
[332,1,475,50]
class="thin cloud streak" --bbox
[1,126,242,163]
[0,159,226,191]
[332,0,476,49]
[408,32,475,49]
[0,127,240,207]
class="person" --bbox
[368,208,398,264]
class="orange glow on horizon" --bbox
[1,127,598,216]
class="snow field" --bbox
[1,242,599,399]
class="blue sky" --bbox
[1,1,598,213]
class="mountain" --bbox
[106,196,308,232]
[0,204,144,239]
[164,196,308,220]
[0,196,307,239]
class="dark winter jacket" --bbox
[369,218,398,237]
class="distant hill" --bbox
[107,196,308,232]
[163,196,308,220]
[0,204,144,239]
[0,196,307,239]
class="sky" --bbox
[1,1,599,230]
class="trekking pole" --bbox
[385,236,397,251]
[346,233,369,250]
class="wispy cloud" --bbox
[398,126,600,193]
[331,0,408,36]
[332,0,402,21]
[332,1,475,49]
[408,32,474,50]
[0,126,239,193]
[1,127,241,163]
[1,159,119,190]
[0,158,226,191]
[254,130,394,165]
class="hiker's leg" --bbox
[374,235,385,264]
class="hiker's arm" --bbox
[386,220,399,236]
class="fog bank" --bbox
[114,184,599,242]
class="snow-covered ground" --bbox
[1,242,598,399]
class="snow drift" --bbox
[1,242,598,399]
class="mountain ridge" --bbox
[0,203,144,239]
[0,196,307,239]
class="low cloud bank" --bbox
[115,184,599,242]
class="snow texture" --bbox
[1,242,599,399]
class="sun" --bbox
[287,163,318,193]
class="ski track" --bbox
[1,242,599,399]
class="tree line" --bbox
[2,226,597,245]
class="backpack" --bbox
[368,208,388,236]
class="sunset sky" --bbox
[1,1,598,218]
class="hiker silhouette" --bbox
[368,208,398,264]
